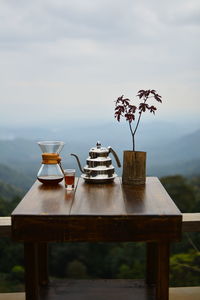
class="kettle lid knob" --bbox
[96,141,101,149]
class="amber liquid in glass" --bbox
[65,175,75,186]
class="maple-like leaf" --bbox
[114,111,121,122]
[149,105,157,114]
[115,105,125,113]
[125,113,135,122]
[154,94,162,103]
[139,103,149,112]
[137,90,146,99]
[128,105,137,114]
[115,95,124,104]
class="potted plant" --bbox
[114,89,162,185]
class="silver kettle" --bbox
[71,142,121,183]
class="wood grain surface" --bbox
[70,177,126,215]
[12,178,79,216]
[122,177,181,215]
[11,177,182,243]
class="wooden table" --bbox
[11,177,182,300]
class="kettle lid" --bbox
[89,141,109,154]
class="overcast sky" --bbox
[0,0,199,126]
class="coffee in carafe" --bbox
[37,141,64,184]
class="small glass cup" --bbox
[64,169,75,190]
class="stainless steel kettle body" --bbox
[71,142,121,183]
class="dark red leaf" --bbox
[149,105,157,114]
[122,98,130,106]
[155,94,162,103]
[125,113,135,122]
[114,111,121,122]
[139,103,149,112]
[115,105,124,112]
[150,89,156,94]
[115,95,124,104]
[137,90,145,99]
[144,90,150,97]
[128,105,137,113]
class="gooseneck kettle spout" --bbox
[71,154,84,173]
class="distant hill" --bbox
[0,138,39,181]
[0,123,200,179]
[149,129,200,164]
[0,163,34,192]
[0,180,24,216]
[0,180,22,202]
[148,159,200,177]
[172,129,200,161]
[147,129,200,176]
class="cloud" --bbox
[1,0,199,49]
[0,0,199,126]
[165,0,200,26]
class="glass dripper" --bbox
[37,141,65,184]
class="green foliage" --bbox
[0,179,21,201]
[0,179,23,216]
[0,163,34,191]
[49,242,145,280]
[170,251,200,286]
[10,265,25,282]
[104,242,145,278]
[0,238,24,273]
[65,260,88,279]
[0,272,24,292]
[0,195,21,217]
[49,242,91,277]
[189,176,200,211]
[171,232,200,255]
[160,175,197,212]
[117,261,143,279]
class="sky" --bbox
[0,0,200,127]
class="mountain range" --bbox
[0,121,199,189]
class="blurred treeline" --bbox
[0,175,199,292]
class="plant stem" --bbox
[132,96,148,145]
[128,121,135,151]
[133,111,142,137]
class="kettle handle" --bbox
[108,147,121,168]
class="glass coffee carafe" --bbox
[37,141,64,184]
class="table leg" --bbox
[24,243,39,300]
[156,241,170,300]
[38,242,49,286]
[146,242,158,285]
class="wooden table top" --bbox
[11,177,182,243]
